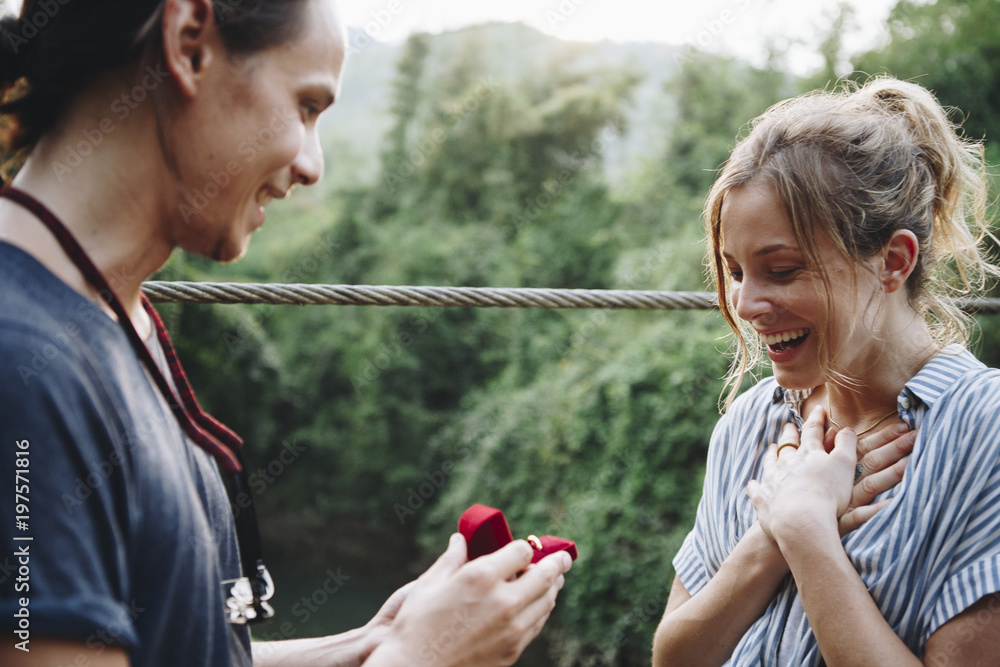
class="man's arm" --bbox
[253,629,371,667]
[0,637,129,666]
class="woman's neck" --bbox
[818,318,939,428]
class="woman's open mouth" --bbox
[763,328,809,353]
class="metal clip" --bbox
[222,564,275,625]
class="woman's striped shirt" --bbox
[673,346,1000,665]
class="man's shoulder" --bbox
[0,271,128,402]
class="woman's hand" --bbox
[839,422,915,534]
[746,406,856,542]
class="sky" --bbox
[338,0,901,73]
[1,0,901,75]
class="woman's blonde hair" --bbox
[706,77,999,409]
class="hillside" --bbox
[322,23,686,188]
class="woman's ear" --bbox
[880,230,920,294]
[161,0,218,98]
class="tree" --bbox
[853,0,1000,154]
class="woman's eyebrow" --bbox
[722,243,800,261]
[753,243,800,257]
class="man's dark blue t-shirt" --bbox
[0,242,252,665]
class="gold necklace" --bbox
[827,407,899,437]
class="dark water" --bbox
[250,548,402,643]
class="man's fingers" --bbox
[513,575,563,649]
[504,552,569,648]
[473,539,537,583]
[509,551,571,602]
[377,580,416,618]
[420,533,469,582]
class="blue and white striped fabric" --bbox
[673,346,1000,665]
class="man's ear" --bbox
[161,0,218,97]
[880,230,920,294]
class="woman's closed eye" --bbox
[770,268,800,280]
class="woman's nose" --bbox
[732,278,776,323]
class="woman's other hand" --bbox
[839,422,915,535]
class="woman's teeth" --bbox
[763,328,809,350]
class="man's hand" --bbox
[364,532,572,667]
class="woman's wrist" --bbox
[771,508,842,563]
[750,521,791,572]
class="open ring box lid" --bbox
[459,503,578,564]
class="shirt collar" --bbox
[899,345,982,410]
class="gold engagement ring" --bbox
[776,442,799,457]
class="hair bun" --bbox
[0,15,27,84]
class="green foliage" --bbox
[154,12,1000,666]
[852,0,1000,151]
[420,312,729,665]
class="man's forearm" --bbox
[252,627,371,667]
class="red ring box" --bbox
[458,504,578,564]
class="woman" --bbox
[653,78,1000,665]
[0,1,571,665]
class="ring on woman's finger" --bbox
[855,462,864,482]
[776,442,799,457]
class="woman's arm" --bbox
[749,406,1000,666]
[654,419,915,667]
[779,527,1000,666]
[749,406,919,666]
[775,516,923,666]
[924,593,1000,665]
[652,522,788,667]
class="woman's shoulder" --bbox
[917,347,1000,408]
[726,375,784,418]
[913,348,1000,453]
[710,376,789,450]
